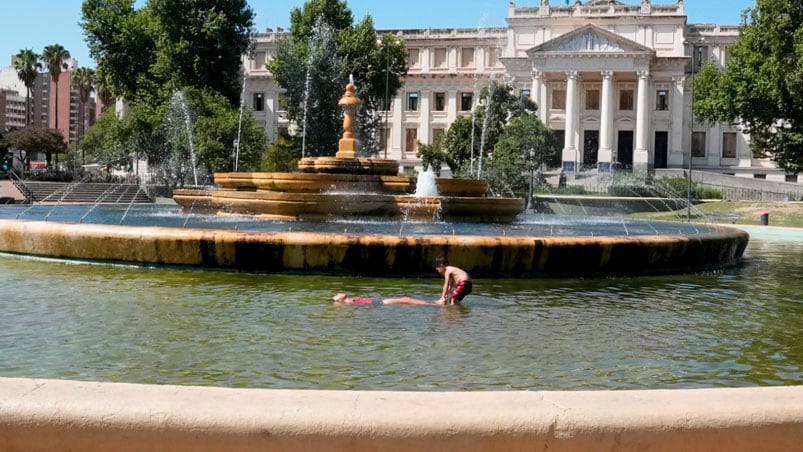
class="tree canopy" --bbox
[6,127,68,169]
[81,0,254,107]
[80,0,263,183]
[419,81,539,178]
[267,0,408,158]
[693,0,803,173]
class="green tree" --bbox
[261,131,301,172]
[41,44,71,142]
[80,108,130,167]
[435,81,539,177]
[267,0,407,157]
[81,0,262,176]
[693,0,803,173]
[483,115,560,197]
[12,49,41,126]
[5,127,68,171]
[148,0,255,106]
[185,88,266,173]
[81,0,159,103]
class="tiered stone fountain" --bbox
[173,82,524,222]
[0,81,748,276]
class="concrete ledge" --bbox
[1,378,802,451]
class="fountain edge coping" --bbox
[0,377,802,451]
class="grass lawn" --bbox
[629,200,803,228]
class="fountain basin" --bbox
[210,172,489,197]
[174,189,523,222]
[297,156,400,175]
[0,218,748,276]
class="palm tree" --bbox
[12,49,41,126]
[41,44,71,141]
[71,67,95,166]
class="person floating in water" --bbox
[333,293,438,305]
[434,255,472,304]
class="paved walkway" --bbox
[0,180,23,201]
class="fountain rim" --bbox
[0,218,750,277]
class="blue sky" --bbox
[0,1,754,69]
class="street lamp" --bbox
[527,147,535,211]
[687,42,703,222]
[378,37,391,160]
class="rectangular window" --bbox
[379,127,390,151]
[405,128,418,154]
[432,128,445,143]
[250,52,265,70]
[486,47,498,67]
[253,92,265,111]
[722,132,737,158]
[406,92,419,111]
[552,89,566,110]
[619,89,634,110]
[656,89,669,111]
[433,48,448,68]
[520,89,531,100]
[585,89,600,110]
[785,174,799,183]
[408,48,420,68]
[693,45,708,72]
[692,131,706,157]
[459,92,473,111]
[460,47,474,68]
[434,92,446,111]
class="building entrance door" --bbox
[617,131,633,169]
[583,130,599,169]
[654,131,668,169]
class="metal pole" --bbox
[384,40,390,160]
[527,148,534,210]
[687,46,701,222]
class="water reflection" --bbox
[0,232,800,391]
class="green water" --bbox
[1,231,801,391]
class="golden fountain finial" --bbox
[336,81,361,159]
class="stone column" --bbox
[597,70,614,172]
[633,70,650,173]
[531,70,543,120]
[668,76,685,167]
[562,71,579,172]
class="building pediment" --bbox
[527,24,653,56]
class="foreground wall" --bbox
[1,378,802,451]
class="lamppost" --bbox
[527,147,535,211]
[379,37,391,159]
[687,41,703,222]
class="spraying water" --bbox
[167,90,199,186]
[414,167,439,197]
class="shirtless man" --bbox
[434,255,472,304]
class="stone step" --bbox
[20,182,153,204]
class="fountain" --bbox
[0,80,747,277]
[173,81,523,223]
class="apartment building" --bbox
[0,59,96,145]
[246,0,798,182]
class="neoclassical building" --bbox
[245,1,793,182]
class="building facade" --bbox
[243,1,789,182]
[0,59,96,146]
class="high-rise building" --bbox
[0,58,96,145]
